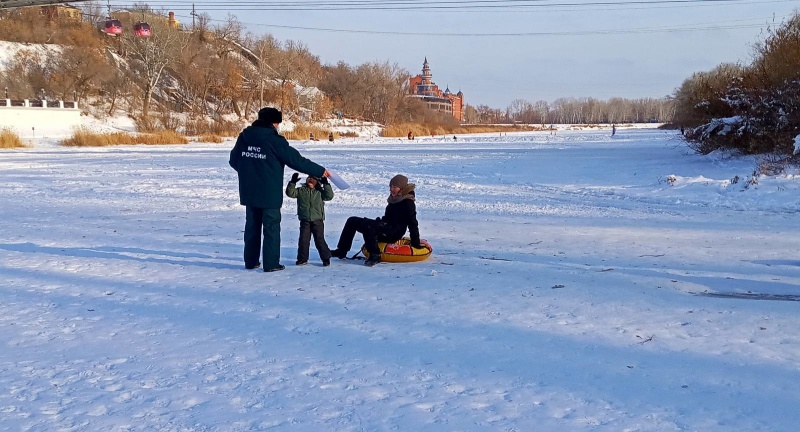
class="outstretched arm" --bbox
[274,137,325,178]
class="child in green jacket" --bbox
[285,172,335,266]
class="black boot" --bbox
[264,264,286,272]
[330,249,348,259]
[365,254,381,267]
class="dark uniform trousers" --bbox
[297,220,331,263]
[244,206,281,269]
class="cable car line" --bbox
[122,0,790,6]
[165,10,784,37]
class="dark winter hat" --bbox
[258,107,282,124]
[390,174,408,189]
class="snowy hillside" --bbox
[0,40,344,136]
[1,128,799,431]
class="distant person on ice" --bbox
[286,173,334,267]
[229,107,330,272]
[330,175,421,267]
[611,124,617,136]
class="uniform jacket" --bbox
[229,120,325,209]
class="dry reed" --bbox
[184,117,243,137]
[283,123,336,141]
[61,128,189,146]
[0,128,27,148]
[196,134,224,143]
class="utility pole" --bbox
[191,3,196,32]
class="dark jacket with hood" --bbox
[229,120,325,209]
[285,180,334,222]
[379,184,420,245]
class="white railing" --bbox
[0,99,79,109]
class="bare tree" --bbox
[508,98,531,123]
[196,12,212,35]
[462,104,479,124]
[102,68,133,116]
[247,34,281,107]
[79,1,104,24]
[270,40,321,112]
[122,22,188,120]
[49,46,111,102]
[213,14,244,46]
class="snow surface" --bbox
[794,134,800,155]
[0,41,63,70]
[1,128,800,431]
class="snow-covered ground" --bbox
[1,128,799,431]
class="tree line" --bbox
[468,97,674,125]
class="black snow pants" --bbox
[335,216,402,256]
[297,220,331,263]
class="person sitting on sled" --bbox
[330,174,421,267]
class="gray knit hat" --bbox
[390,174,408,188]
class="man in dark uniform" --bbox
[229,107,330,272]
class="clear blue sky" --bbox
[130,0,800,108]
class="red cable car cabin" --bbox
[134,22,151,38]
[103,19,123,36]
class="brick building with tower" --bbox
[408,58,464,122]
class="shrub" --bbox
[684,79,800,155]
[133,115,160,133]
[196,134,224,143]
[671,64,745,128]
[283,123,335,141]
[157,111,183,132]
[133,111,186,134]
[752,14,800,88]
[757,154,790,176]
[184,117,243,137]
[0,128,27,148]
[61,128,189,146]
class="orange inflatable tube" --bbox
[361,238,432,263]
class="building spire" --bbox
[422,57,432,84]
